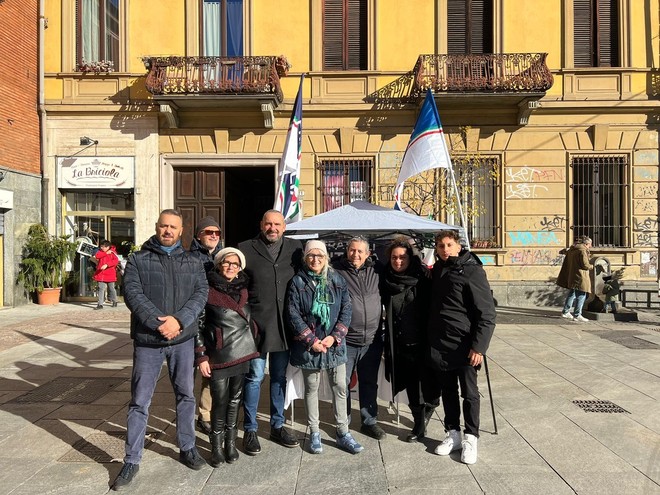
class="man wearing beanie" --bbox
[190,216,223,435]
[238,209,303,454]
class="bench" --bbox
[620,288,659,308]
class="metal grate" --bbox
[59,431,160,463]
[571,154,628,247]
[572,400,629,414]
[318,158,374,212]
[11,377,124,404]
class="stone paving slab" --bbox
[0,304,658,494]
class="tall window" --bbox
[574,0,619,67]
[76,0,119,66]
[447,0,493,54]
[323,0,367,70]
[318,158,373,211]
[572,155,627,247]
[201,0,243,56]
[455,156,499,245]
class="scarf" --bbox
[207,270,248,302]
[158,240,181,254]
[307,269,331,331]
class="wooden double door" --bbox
[174,166,274,248]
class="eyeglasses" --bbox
[306,254,326,260]
[220,261,241,269]
[201,230,221,237]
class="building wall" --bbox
[0,1,42,306]
[42,0,660,306]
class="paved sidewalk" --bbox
[0,303,658,494]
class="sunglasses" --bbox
[201,229,221,237]
[220,261,241,269]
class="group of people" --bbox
[111,208,497,491]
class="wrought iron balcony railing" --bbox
[413,53,553,94]
[142,55,285,103]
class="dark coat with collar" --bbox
[189,237,222,274]
[123,236,208,347]
[427,249,496,371]
[238,235,303,353]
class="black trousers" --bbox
[209,374,244,433]
[439,365,480,437]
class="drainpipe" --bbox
[38,0,48,231]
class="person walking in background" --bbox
[238,210,303,454]
[428,230,496,465]
[557,235,593,322]
[602,273,620,314]
[332,236,386,440]
[112,209,208,490]
[92,239,119,310]
[287,240,363,455]
[190,216,223,435]
[380,237,439,443]
[195,247,259,467]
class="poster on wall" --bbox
[641,251,657,278]
[57,156,135,189]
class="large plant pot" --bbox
[37,287,62,305]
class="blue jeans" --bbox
[243,350,290,432]
[124,339,196,464]
[563,289,587,317]
[345,338,383,426]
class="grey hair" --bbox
[347,236,370,250]
[579,235,592,244]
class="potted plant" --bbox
[17,224,77,305]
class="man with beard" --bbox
[113,209,208,490]
[238,210,303,454]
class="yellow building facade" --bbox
[43,0,659,304]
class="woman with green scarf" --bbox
[286,240,363,455]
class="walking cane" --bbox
[483,355,498,434]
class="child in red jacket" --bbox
[93,240,119,309]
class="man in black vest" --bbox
[238,210,303,454]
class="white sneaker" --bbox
[461,434,478,464]
[574,315,589,322]
[561,312,574,320]
[434,430,462,456]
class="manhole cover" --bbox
[11,377,124,404]
[59,430,160,463]
[572,400,630,413]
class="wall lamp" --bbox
[80,136,98,146]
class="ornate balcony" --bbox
[412,53,554,124]
[142,55,287,128]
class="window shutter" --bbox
[323,0,344,70]
[597,0,619,67]
[447,0,467,54]
[573,0,593,67]
[346,0,367,70]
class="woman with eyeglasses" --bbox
[195,247,259,467]
[380,237,439,443]
[286,240,364,455]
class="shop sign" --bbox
[57,156,135,189]
[0,189,14,209]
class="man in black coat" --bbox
[189,216,223,435]
[428,229,495,466]
[238,210,303,454]
[113,209,209,490]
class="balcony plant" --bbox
[275,55,291,77]
[77,59,115,74]
[17,224,77,304]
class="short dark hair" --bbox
[99,239,111,248]
[435,230,460,243]
[160,208,182,219]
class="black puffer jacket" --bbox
[332,256,382,347]
[123,236,208,347]
[427,249,496,371]
[195,271,259,370]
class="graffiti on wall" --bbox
[539,215,566,232]
[507,231,561,246]
[508,249,565,265]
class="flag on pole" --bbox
[274,74,304,222]
[394,88,452,210]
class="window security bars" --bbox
[318,158,374,211]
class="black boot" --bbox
[406,405,426,443]
[225,428,239,463]
[209,431,225,467]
